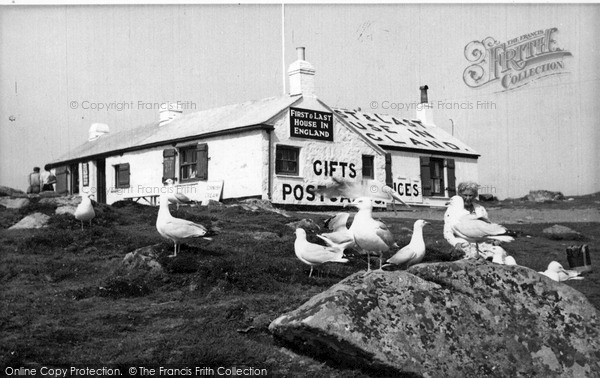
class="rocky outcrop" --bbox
[269,260,600,377]
[9,212,50,229]
[525,190,565,202]
[543,224,583,240]
[0,197,30,209]
[0,185,27,197]
[122,245,163,275]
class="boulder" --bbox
[525,190,565,202]
[39,195,81,207]
[543,224,583,240]
[0,185,27,197]
[55,205,78,215]
[9,212,50,229]
[0,197,30,209]
[122,245,163,275]
[285,218,321,233]
[269,260,600,377]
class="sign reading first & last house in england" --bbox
[289,107,334,141]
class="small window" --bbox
[362,155,374,179]
[180,146,198,181]
[430,158,445,196]
[82,162,89,187]
[115,163,130,188]
[276,145,299,175]
[179,143,208,182]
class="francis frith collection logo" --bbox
[463,27,572,91]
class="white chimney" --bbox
[88,123,110,141]
[288,47,316,97]
[416,85,434,125]
[159,102,183,126]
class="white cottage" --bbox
[48,48,479,208]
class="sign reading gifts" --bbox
[290,107,334,141]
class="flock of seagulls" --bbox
[71,178,587,284]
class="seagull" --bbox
[539,261,584,282]
[319,213,355,246]
[348,197,398,274]
[294,228,352,278]
[448,196,516,247]
[74,193,95,230]
[383,219,429,269]
[164,179,195,209]
[156,193,209,257]
[490,245,517,265]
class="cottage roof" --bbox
[333,108,479,157]
[49,95,301,166]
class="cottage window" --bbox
[179,143,208,182]
[115,163,130,188]
[276,145,299,175]
[420,157,456,197]
[362,155,374,179]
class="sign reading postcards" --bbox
[289,107,333,141]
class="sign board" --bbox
[389,177,423,204]
[203,180,223,204]
[289,107,334,141]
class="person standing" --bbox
[27,167,41,194]
[41,167,56,191]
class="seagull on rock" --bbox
[348,197,398,274]
[448,196,516,247]
[74,193,95,230]
[539,261,584,282]
[383,220,429,269]
[156,193,209,257]
[294,228,352,278]
[490,245,518,265]
[319,213,355,246]
[164,179,196,209]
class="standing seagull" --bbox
[383,220,429,269]
[539,261,584,282]
[156,193,209,257]
[348,197,398,274]
[294,228,352,278]
[448,196,515,250]
[74,193,95,230]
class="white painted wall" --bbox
[388,151,478,207]
[270,97,388,206]
[79,130,266,205]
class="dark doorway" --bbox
[96,159,106,203]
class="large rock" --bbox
[9,212,50,229]
[525,190,565,202]
[543,224,583,240]
[269,260,600,377]
[0,197,30,209]
[122,245,163,275]
[0,185,27,197]
[39,195,82,207]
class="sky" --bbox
[1,3,599,198]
